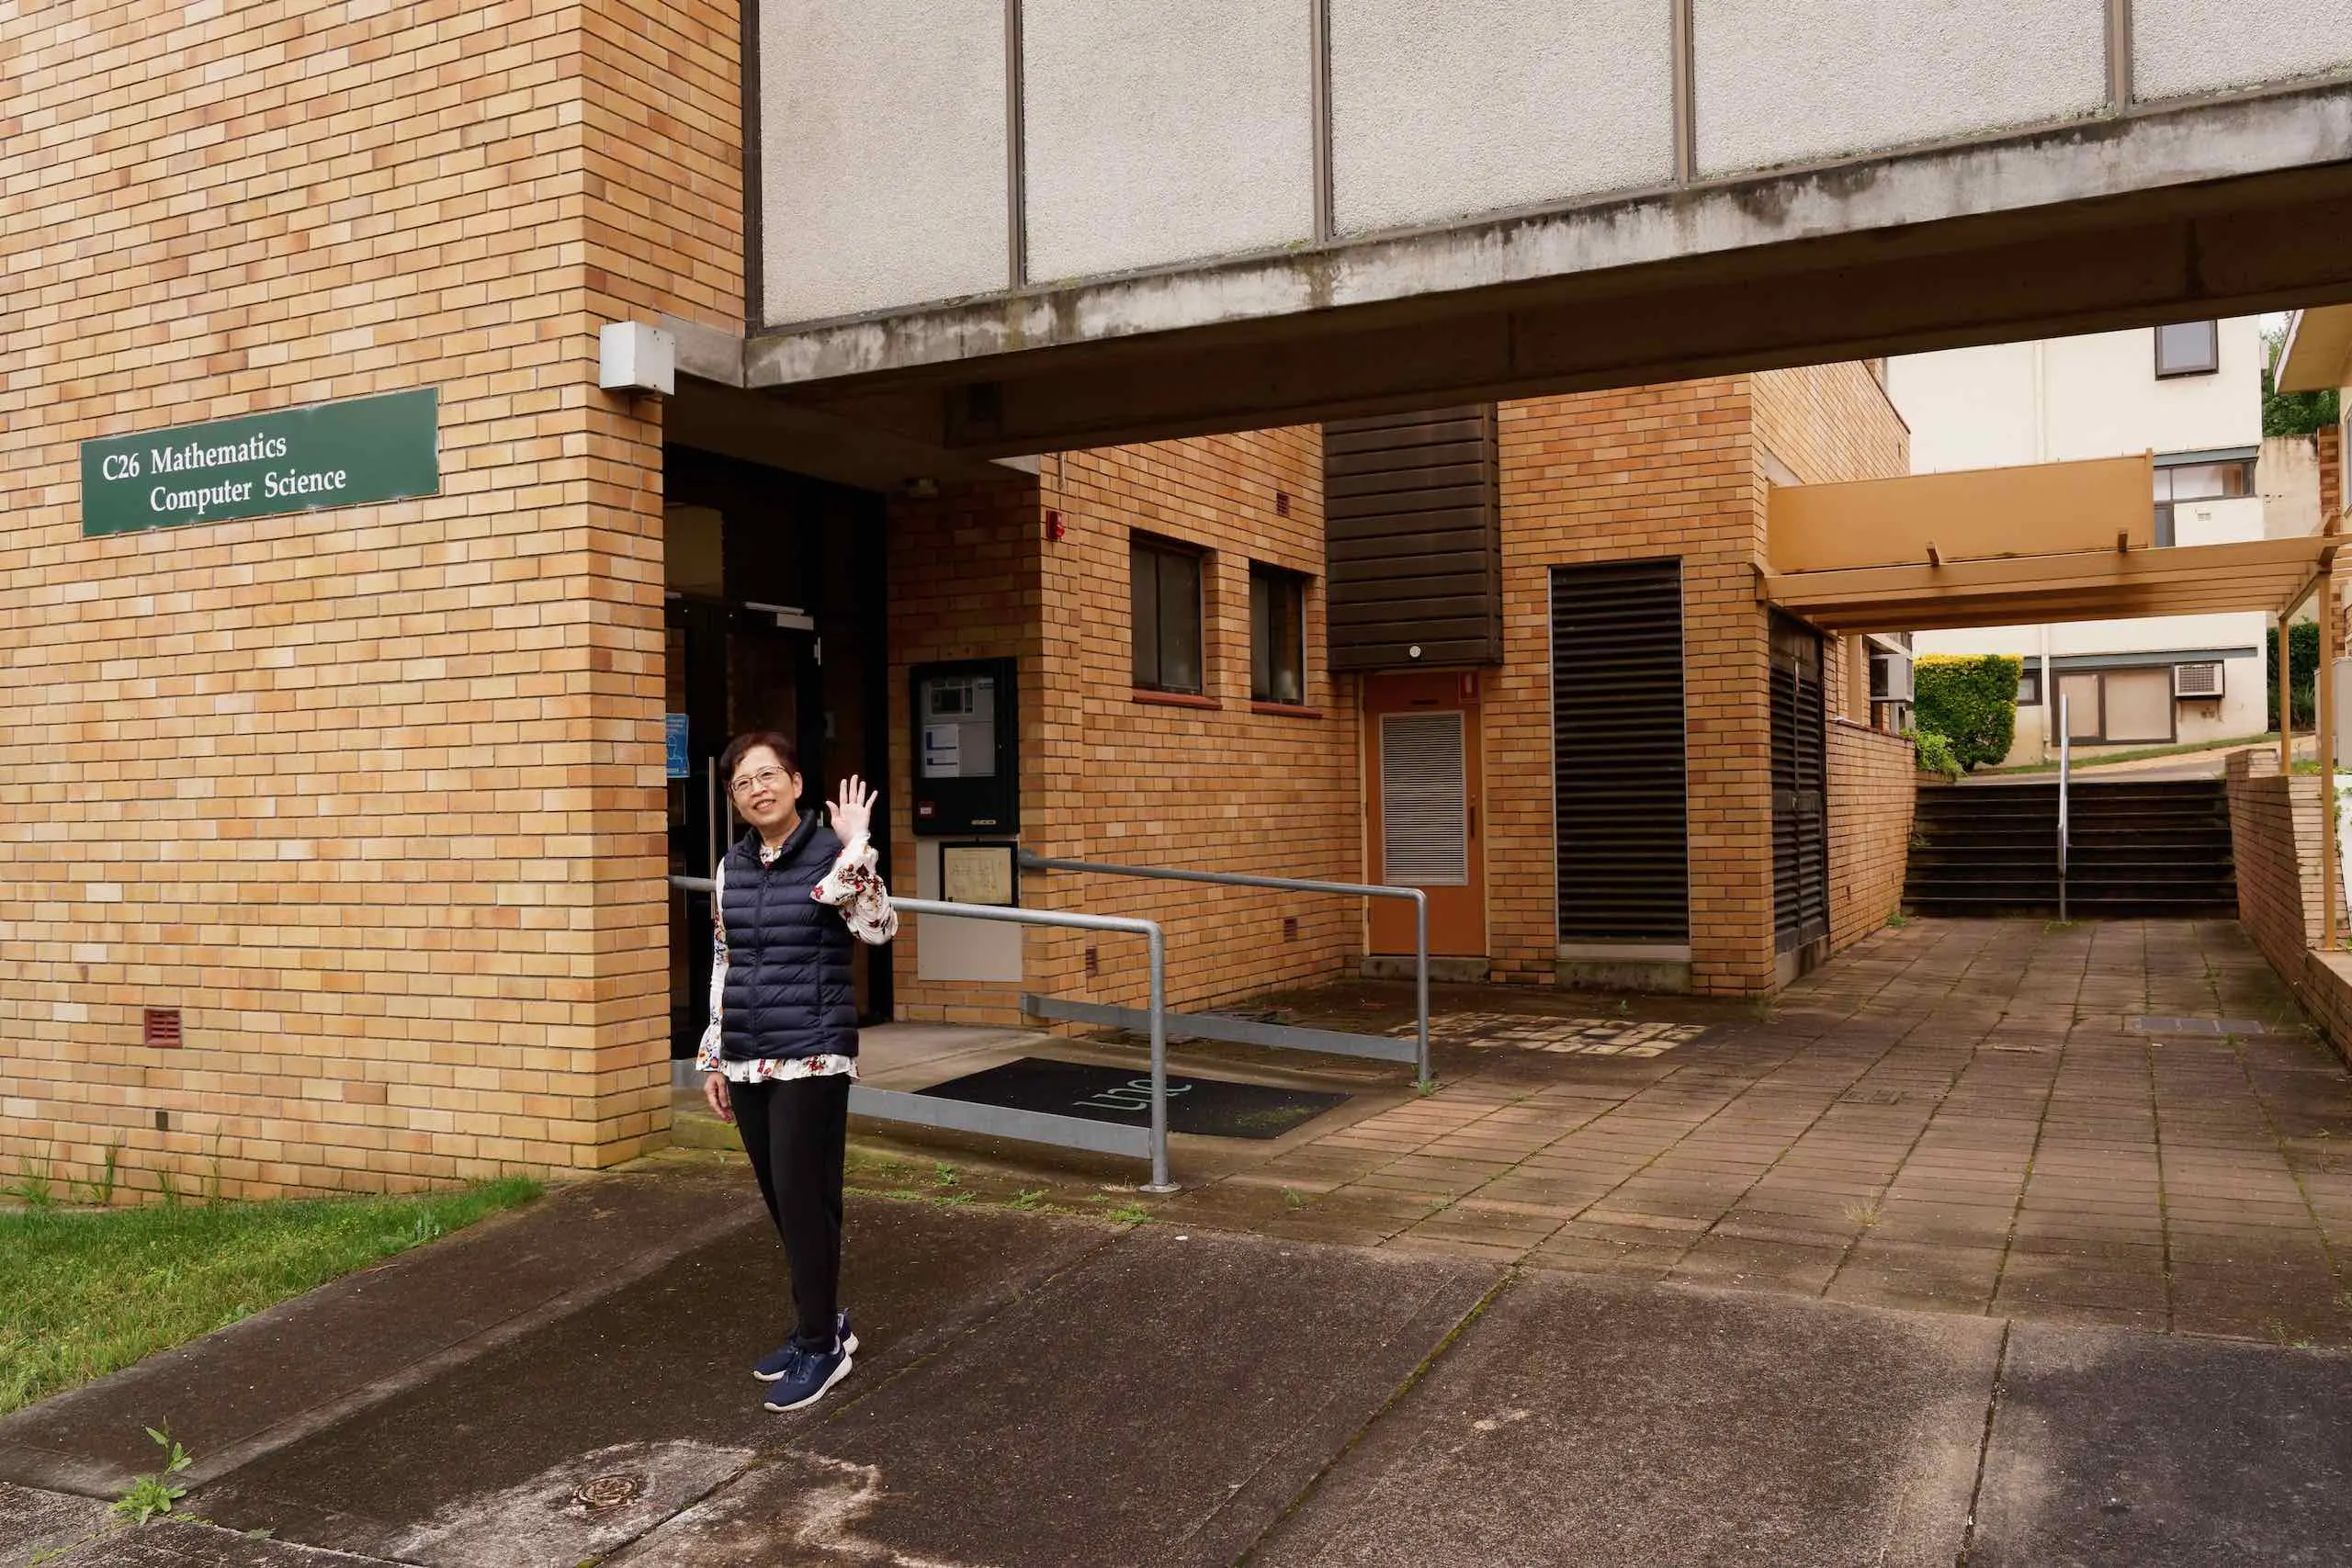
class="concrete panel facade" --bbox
[1022,0,1313,280]
[1888,320,2264,473]
[758,0,1008,322]
[2135,0,2352,101]
[1329,0,1675,234]
[1692,0,2106,176]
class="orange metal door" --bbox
[1364,672,1487,956]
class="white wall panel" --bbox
[761,0,1008,324]
[1694,0,2106,177]
[2134,0,2352,101]
[1329,0,1675,235]
[1022,0,1313,281]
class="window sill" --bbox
[1250,701,1323,719]
[1132,689,1221,711]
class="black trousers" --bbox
[729,1073,850,1352]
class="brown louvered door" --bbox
[1364,672,1487,955]
[1553,561,1689,943]
[1771,613,1830,955]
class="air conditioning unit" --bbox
[1870,647,1914,704]
[2173,660,2223,699]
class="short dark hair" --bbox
[720,730,799,785]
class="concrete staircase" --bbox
[1905,778,2238,918]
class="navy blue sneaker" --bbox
[754,1312,854,1382]
[760,1339,852,1412]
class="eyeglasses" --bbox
[729,767,790,798]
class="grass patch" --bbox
[0,1178,540,1416]
[1978,732,2276,775]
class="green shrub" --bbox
[2267,619,2319,731]
[1914,654,2020,772]
[1912,730,1962,782]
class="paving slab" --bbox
[186,1198,1114,1568]
[1973,1324,2352,1566]
[0,1479,111,1567]
[1248,1269,2002,1568]
[0,1172,763,1497]
[608,1228,1498,1568]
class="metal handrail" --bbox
[669,874,1176,1191]
[1015,851,1432,1089]
[2057,694,2071,923]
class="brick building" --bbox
[0,2,1913,1201]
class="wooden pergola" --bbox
[1760,453,2345,946]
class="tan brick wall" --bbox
[0,0,741,1197]
[884,473,1049,1028]
[2224,749,2352,1066]
[884,434,1360,1024]
[2224,750,2340,978]
[1487,378,1771,990]
[1484,365,1908,995]
[1827,721,1917,952]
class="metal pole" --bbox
[2322,586,2339,949]
[1412,891,1431,1089]
[2280,615,2294,774]
[1142,926,1174,1192]
[2058,694,2070,925]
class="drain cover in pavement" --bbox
[2127,1016,2270,1036]
[915,1057,1348,1140]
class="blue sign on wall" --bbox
[664,713,691,780]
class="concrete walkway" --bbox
[6,917,2350,1564]
[2,1169,2346,1568]
[1129,919,2352,1345]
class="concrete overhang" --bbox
[744,81,2352,457]
[2277,302,2352,392]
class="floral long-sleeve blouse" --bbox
[694,831,899,1083]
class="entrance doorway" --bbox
[1363,671,1487,957]
[664,447,891,1057]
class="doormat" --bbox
[914,1058,1349,1140]
[1396,1011,1707,1057]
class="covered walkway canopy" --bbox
[1758,450,2344,947]
[1758,454,2336,634]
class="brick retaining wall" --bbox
[2224,750,2352,1066]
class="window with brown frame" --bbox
[1131,533,1204,694]
[1250,563,1307,705]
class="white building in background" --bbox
[1886,319,2282,766]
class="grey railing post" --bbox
[2057,694,2071,923]
[667,875,1177,1186]
[1143,923,1173,1193]
[1014,850,1435,1087]
[1412,889,1430,1089]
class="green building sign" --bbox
[81,388,438,537]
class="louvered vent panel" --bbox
[1323,407,1502,671]
[1552,561,1688,942]
[1770,615,1830,952]
[2175,660,2222,697]
[1380,712,1468,886]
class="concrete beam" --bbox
[745,81,2352,455]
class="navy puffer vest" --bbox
[718,812,858,1063]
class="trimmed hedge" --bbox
[1915,654,2020,772]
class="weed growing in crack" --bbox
[111,1427,192,1526]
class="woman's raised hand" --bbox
[829,774,877,842]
